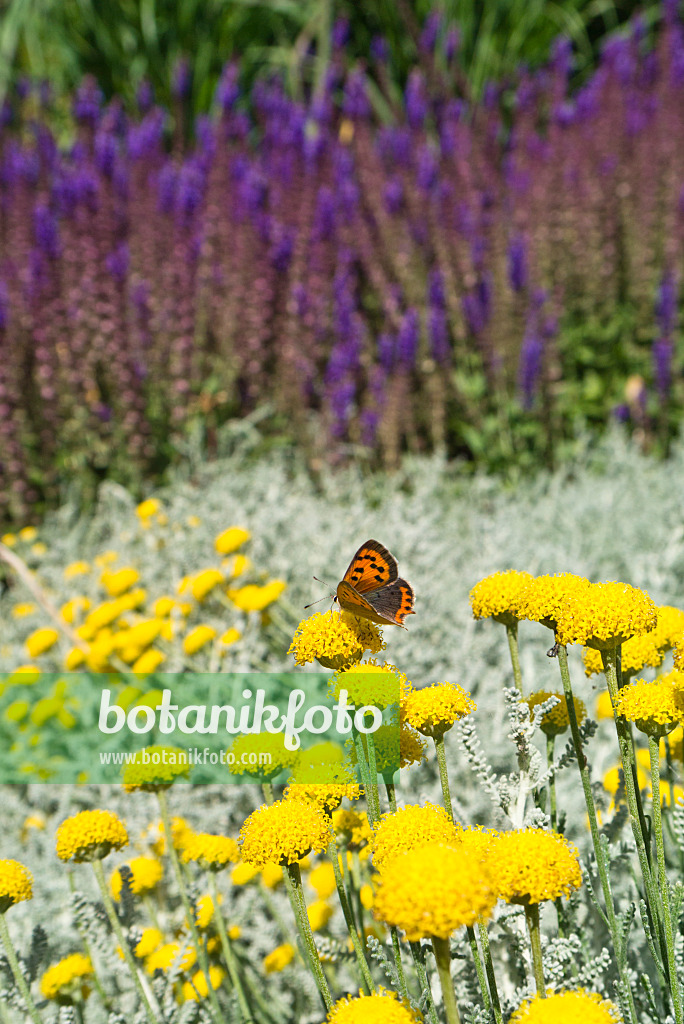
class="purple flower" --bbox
[507,235,528,293]
[406,71,428,129]
[445,27,460,63]
[215,63,239,113]
[612,403,631,423]
[94,130,117,177]
[106,243,129,283]
[656,269,678,337]
[343,70,370,120]
[33,203,60,260]
[429,308,450,363]
[314,185,336,240]
[370,36,389,63]
[127,109,165,160]
[378,333,396,372]
[332,18,350,49]
[518,320,544,409]
[416,144,439,191]
[0,281,9,330]
[420,11,442,53]
[428,268,446,310]
[268,221,294,272]
[73,77,102,125]
[136,80,154,113]
[172,57,192,100]
[360,407,380,446]
[551,36,573,79]
[157,162,177,213]
[653,338,674,398]
[397,309,419,366]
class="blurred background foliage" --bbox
[0,0,662,117]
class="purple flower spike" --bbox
[332,18,350,49]
[216,63,240,113]
[429,308,450,363]
[172,57,192,100]
[73,76,102,125]
[370,36,389,63]
[33,203,60,260]
[106,243,129,283]
[653,338,674,398]
[406,71,428,129]
[656,269,678,337]
[428,268,446,310]
[397,308,420,366]
[343,70,370,120]
[518,320,544,409]
[416,144,439,191]
[378,333,396,372]
[445,27,460,63]
[507,235,528,293]
[420,11,442,53]
[136,80,154,113]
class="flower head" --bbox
[240,799,332,866]
[228,732,299,781]
[614,672,684,737]
[289,611,385,670]
[228,581,286,611]
[182,965,225,1002]
[145,942,196,975]
[183,624,216,655]
[517,573,591,632]
[487,828,581,905]
[122,746,191,791]
[215,527,251,555]
[469,570,534,625]
[40,954,93,1002]
[373,843,496,940]
[402,682,475,738]
[181,833,240,871]
[510,989,623,1022]
[331,661,407,710]
[0,859,33,913]
[372,803,459,873]
[525,691,586,736]
[263,943,295,973]
[25,627,59,658]
[101,567,140,597]
[110,857,162,899]
[285,761,362,813]
[556,581,657,649]
[327,988,423,1022]
[332,808,373,849]
[56,810,128,862]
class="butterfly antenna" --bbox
[304,576,335,610]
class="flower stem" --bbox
[91,860,161,1024]
[208,871,253,1022]
[285,862,334,1012]
[157,790,227,1024]
[409,942,439,1024]
[649,735,684,1024]
[434,734,455,823]
[506,620,523,691]
[545,734,558,833]
[478,920,503,1024]
[0,912,44,1024]
[524,903,546,995]
[465,925,490,1014]
[431,935,462,1024]
[365,730,381,823]
[386,781,398,812]
[390,926,410,1002]
[328,840,373,993]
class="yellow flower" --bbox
[132,649,165,674]
[603,764,649,799]
[525,690,586,737]
[231,862,261,886]
[153,596,176,617]
[101,567,140,597]
[32,542,47,556]
[220,627,241,647]
[240,799,332,867]
[215,527,251,555]
[12,602,36,618]
[1,532,16,546]
[60,597,90,624]
[110,857,163,900]
[115,619,163,650]
[136,498,161,520]
[223,554,251,578]
[309,862,337,900]
[457,825,500,859]
[332,808,373,849]
[487,828,582,905]
[228,581,287,611]
[510,989,623,1022]
[360,883,374,909]
[0,859,33,913]
[469,570,534,625]
[308,899,334,931]
[40,954,93,1001]
[228,732,299,780]
[614,673,684,737]
[260,863,284,888]
[181,834,240,871]
[21,812,46,839]
[556,581,657,650]
[517,573,591,633]
[582,603,684,679]
[372,804,460,873]
[194,894,217,930]
[134,928,163,958]
[263,943,295,973]
[19,526,37,542]
[191,569,224,601]
[143,816,193,856]
[182,965,225,1001]
[6,665,41,685]
[331,661,408,710]
[289,610,385,670]
[122,745,191,791]
[64,561,90,578]
[402,682,475,738]
[183,625,216,655]
[56,810,128,862]
[64,647,86,669]
[25,627,59,658]
[373,843,496,940]
[187,515,201,527]
[285,761,362,813]
[595,691,614,720]
[146,942,195,975]
[327,989,422,1023]
[94,550,118,567]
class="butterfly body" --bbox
[335,540,415,628]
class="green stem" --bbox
[434,733,455,823]
[649,735,684,1024]
[524,903,546,995]
[465,925,490,1013]
[157,790,226,1024]
[353,729,376,825]
[546,734,558,833]
[506,620,523,691]
[208,871,253,1022]
[285,862,334,1012]
[91,860,161,1024]
[386,781,398,812]
[390,926,410,1002]
[262,781,274,805]
[0,911,44,1024]
[364,730,381,824]
[431,935,461,1024]
[478,920,503,1024]
[328,840,373,993]
[409,942,439,1024]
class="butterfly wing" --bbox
[367,579,415,628]
[342,539,398,594]
[336,580,386,622]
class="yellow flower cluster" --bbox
[371,804,459,873]
[487,828,582,905]
[40,953,93,1001]
[240,800,332,866]
[613,673,684,737]
[515,573,591,632]
[373,843,496,940]
[583,604,684,678]
[285,762,362,813]
[525,690,586,737]
[263,943,295,973]
[510,990,623,1022]
[555,581,657,650]
[332,808,373,849]
[402,682,475,738]
[332,661,408,710]
[327,988,423,1023]
[0,859,33,912]
[122,746,191,791]
[289,611,385,670]
[228,732,299,780]
[110,857,163,899]
[56,810,128,862]
[181,965,225,1002]
[181,833,240,870]
[469,570,534,624]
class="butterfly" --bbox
[335,539,415,629]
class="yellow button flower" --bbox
[191,569,224,601]
[510,989,623,1022]
[487,828,582,905]
[101,567,140,597]
[18,526,37,542]
[215,527,251,555]
[56,810,128,862]
[402,681,475,738]
[308,899,333,931]
[614,672,684,737]
[556,581,657,650]
[327,989,422,1023]
[289,610,385,671]
[263,942,295,973]
[228,731,299,780]
[240,799,332,867]
[181,834,240,871]
[64,561,90,578]
[122,745,191,791]
[183,625,216,655]
[12,602,36,618]
[308,862,336,900]
[372,803,460,873]
[220,627,241,648]
[469,570,534,625]
[145,942,195,975]
[132,649,165,674]
[40,953,93,1001]
[227,581,286,611]
[0,859,33,913]
[110,857,163,900]
[25,627,59,658]
[136,498,161,520]
[525,690,586,737]
[182,965,225,1001]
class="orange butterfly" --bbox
[335,539,415,629]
